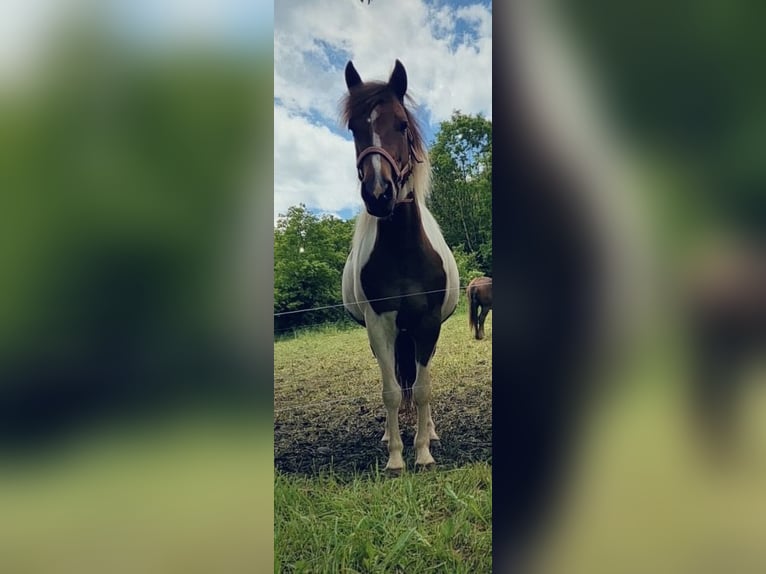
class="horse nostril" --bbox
[361,180,372,199]
[382,181,393,201]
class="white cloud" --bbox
[274,105,362,224]
[275,0,491,123]
[274,0,492,222]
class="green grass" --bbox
[274,463,492,573]
[532,351,766,573]
[0,411,273,574]
[274,304,492,572]
[274,304,491,474]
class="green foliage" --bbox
[0,28,270,378]
[452,245,484,287]
[274,205,355,333]
[428,111,492,274]
[558,0,766,237]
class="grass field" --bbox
[529,348,766,573]
[274,305,493,572]
[0,410,273,573]
[275,464,491,573]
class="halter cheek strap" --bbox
[355,133,422,204]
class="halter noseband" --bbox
[355,129,422,204]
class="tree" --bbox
[428,112,492,274]
[273,205,355,333]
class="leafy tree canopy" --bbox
[427,111,492,274]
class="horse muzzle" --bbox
[362,179,395,218]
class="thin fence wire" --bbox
[274,283,472,319]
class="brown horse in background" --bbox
[467,277,492,340]
[686,239,766,456]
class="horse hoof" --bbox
[415,451,436,467]
[385,466,404,477]
[415,462,436,472]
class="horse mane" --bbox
[339,81,431,204]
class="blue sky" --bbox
[104,0,273,51]
[0,0,274,85]
[0,0,490,226]
[274,0,492,224]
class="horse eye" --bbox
[399,121,408,132]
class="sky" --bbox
[0,0,492,225]
[0,0,273,85]
[274,0,492,224]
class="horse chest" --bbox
[360,236,446,318]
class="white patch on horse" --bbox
[413,362,439,466]
[369,108,383,191]
[420,207,460,320]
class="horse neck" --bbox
[377,193,424,248]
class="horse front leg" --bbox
[381,366,405,472]
[427,401,439,441]
[413,362,436,467]
[366,312,405,472]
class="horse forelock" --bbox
[340,81,431,204]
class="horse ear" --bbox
[389,59,407,100]
[345,61,362,91]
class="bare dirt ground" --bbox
[274,310,492,476]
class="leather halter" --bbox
[355,129,422,204]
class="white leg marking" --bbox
[365,311,404,471]
[428,403,439,441]
[413,362,436,467]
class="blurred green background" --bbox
[0,1,274,572]
[2,0,764,570]
[498,2,765,570]
[561,0,765,246]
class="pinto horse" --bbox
[340,60,459,473]
[467,276,493,340]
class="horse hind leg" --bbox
[478,306,490,340]
[469,290,481,340]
